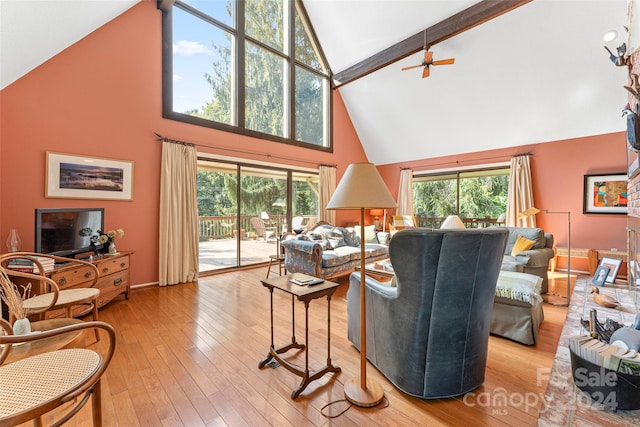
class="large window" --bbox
[413,168,509,227]
[162,0,331,149]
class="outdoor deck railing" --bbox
[199,215,503,240]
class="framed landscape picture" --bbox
[583,173,627,214]
[46,152,134,200]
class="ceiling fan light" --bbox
[603,30,618,43]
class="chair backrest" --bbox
[292,216,304,227]
[250,217,266,237]
[389,215,415,235]
[386,228,508,397]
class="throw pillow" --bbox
[354,225,378,243]
[511,235,536,256]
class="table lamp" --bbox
[370,209,384,230]
[327,162,397,407]
[518,207,571,306]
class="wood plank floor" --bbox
[26,269,572,426]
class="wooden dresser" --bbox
[49,251,132,309]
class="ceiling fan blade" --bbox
[424,51,433,63]
[401,64,423,71]
[422,67,430,79]
[432,58,455,66]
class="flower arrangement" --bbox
[90,229,124,254]
[0,268,31,320]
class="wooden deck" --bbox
[20,270,573,426]
[199,237,279,272]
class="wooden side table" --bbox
[258,274,341,399]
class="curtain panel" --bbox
[319,165,336,224]
[506,154,535,227]
[159,141,199,286]
[397,168,414,217]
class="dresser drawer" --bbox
[96,255,129,277]
[96,270,129,307]
[50,265,97,289]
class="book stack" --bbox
[289,273,324,286]
[6,256,55,273]
[570,335,640,374]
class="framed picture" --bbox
[583,174,627,214]
[46,152,134,200]
[599,257,623,284]
[592,265,610,286]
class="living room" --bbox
[0,0,636,425]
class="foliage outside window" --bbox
[412,168,509,226]
[163,0,331,149]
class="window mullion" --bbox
[237,1,246,129]
[288,0,295,141]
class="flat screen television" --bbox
[35,208,104,258]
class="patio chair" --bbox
[250,217,277,241]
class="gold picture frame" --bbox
[46,152,134,200]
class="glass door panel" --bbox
[197,161,239,272]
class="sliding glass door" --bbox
[197,159,319,273]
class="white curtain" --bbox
[319,165,336,224]
[159,141,199,286]
[506,154,536,227]
[397,168,413,216]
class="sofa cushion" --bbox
[505,227,546,254]
[510,235,536,256]
[363,243,388,258]
[354,225,378,243]
[321,246,358,267]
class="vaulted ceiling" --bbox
[0,1,629,165]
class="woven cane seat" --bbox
[0,348,100,418]
[22,288,100,311]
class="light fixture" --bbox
[518,207,571,306]
[327,163,397,407]
[370,209,383,229]
[440,215,465,229]
[603,29,618,43]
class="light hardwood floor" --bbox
[27,269,572,427]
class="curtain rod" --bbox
[154,132,335,168]
[409,151,533,170]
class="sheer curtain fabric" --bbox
[319,165,336,225]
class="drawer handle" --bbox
[102,268,109,274]
[113,278,123,286]
[59,277,67,285]
[120,262,126,268]
[84,272,93,278]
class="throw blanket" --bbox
[495,271,543,305]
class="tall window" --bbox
[162,0,331,149]
[413,168,509,227]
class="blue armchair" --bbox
[347,227,508,399]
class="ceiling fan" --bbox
[401,50,455,78]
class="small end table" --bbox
[258,274,341,399]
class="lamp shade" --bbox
[260,211,269,220]
[370,209,384,217]
[440,215,465,229]
[326,163,397,210]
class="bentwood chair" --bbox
[0,318,116,427]
[0,253,101,340]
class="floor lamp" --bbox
[326,163,397,407]
[518,207,571,306]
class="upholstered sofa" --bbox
[347,227,508,399]
[501,226,554,294]
[281,223,388,280]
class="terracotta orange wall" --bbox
[378,132,628,272]
[0,1,367,285]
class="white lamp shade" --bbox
[440,215,465,229]
[326,163,397,210]
[260,211,269,220]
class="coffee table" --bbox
[258,274,341,399]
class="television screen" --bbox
[35,208,104,257]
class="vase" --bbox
[109,241,117,254]
[6,228,21,252]
[13,318,31,335]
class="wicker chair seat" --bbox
[23,288,100,311]
[0,348,100,419]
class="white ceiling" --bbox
[0,0,630,166]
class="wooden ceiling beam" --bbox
[332,0,533,87]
